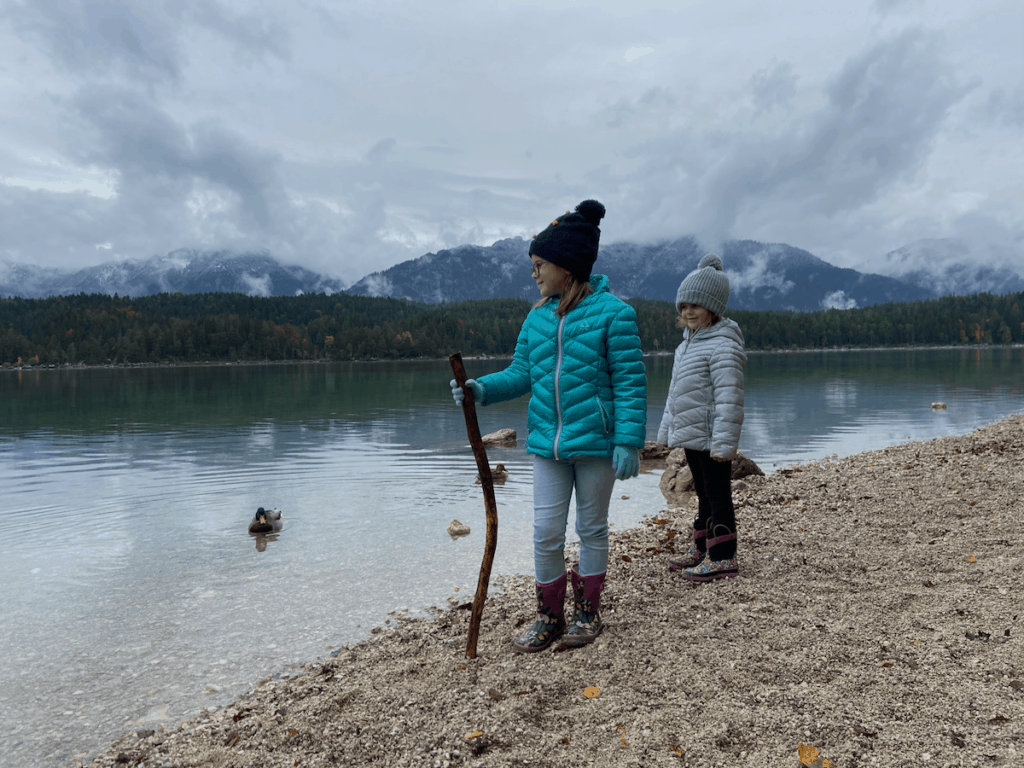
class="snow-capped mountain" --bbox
[0,250,345,298]
[346,237,935,311]
[4,238,1020,310]
[0,261,68,298]
[879,239,1024,297]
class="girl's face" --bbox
[679,302,713,331]
[531,256,568,297]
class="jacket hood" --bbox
[684,317,745,346]
[589,273,610,294]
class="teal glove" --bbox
[612,446,639,480]
[450,378,484,406]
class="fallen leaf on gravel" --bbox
[1009,680,1023,690]
[583,686,601,698]
[487,688,505,701]
[988,715,1010,725]
[797,743,819,763]
[287,729,298,737]
[620,555,633,563]
[466,732,483,740]
[797,743,835,767]
[652,518,670,525]
[969,555,976,562]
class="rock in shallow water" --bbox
[481,428,516,447]
[447,519,471,538]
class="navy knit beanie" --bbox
[529,200,606,281]
[676,253,730,316]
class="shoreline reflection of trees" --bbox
[1,290,1022,366]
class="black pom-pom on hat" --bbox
[575,199,606,227]
[528,198,606,281]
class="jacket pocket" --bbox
[595,397,611,436]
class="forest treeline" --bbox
[1,290,1022,366]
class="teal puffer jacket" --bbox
[477,274,647,460]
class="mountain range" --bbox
[345,236,1022,311]
[2,238,1020,312]
[0,249,344,300]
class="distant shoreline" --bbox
[3,342,1022,375]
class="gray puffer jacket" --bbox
[656,318,746,459]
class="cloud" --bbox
[0,1,1020,286]
[2,0,288,87]
[727,248,796,296]
[983,85,1024,129]
[364,138,397,165]
[750,60,797,113]
[613,29,974,257]
[240,272,272,297]
[874,0,921,14]
[821,290,858,309]
[624,46,654,62]
[64,85,290,232]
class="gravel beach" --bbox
[87,414,1023,768]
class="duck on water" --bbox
[248,507,283,534]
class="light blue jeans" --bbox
[532,454,617,583]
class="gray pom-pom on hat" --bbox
[675,253,730,316]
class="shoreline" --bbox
[4,342,1023,375]
[83,413,1023,768]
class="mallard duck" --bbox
[248,507,283,534]
[475,463,508,485]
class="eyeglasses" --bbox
[530,259,549,277]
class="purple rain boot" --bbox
[562,566,606,647]
[511,572,567,654]
[668,526,706,571]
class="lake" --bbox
[2,347,1023,767]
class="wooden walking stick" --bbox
[449,352,499,659]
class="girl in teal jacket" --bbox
[451,200,647,653]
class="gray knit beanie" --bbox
[675,253,730,316]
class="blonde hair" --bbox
[676,308,721,329]
[533,272,594,316]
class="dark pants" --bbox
[684,448,737,560]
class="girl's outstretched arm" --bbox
[473,317,532,405]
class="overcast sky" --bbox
[1,0,1022,284]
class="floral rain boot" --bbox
[681,526,738,581]
[511,573,567,653]
[668,527,706,571]
[562,567,606,647]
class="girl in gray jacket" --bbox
[657,254,746,580]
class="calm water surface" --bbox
[2,348,1022,767]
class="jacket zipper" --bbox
[552,313,566,460]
